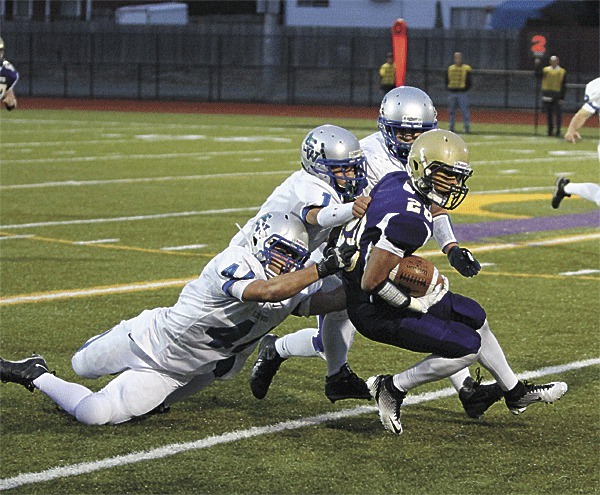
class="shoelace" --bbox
[473,366,483,387]
[523,380,553,392]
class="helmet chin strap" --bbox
[236,223,256,253]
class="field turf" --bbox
[0,108,598,494]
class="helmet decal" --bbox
[301,125,368,202]
[251,212,310,278]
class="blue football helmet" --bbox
[377,86,438,164]
[301,125,368,202]
[251,212,310,278]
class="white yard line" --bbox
[0,357,596,491]
[161,244,207,251]
[475,155,595,166]
[0,234,35,241]
[0,207,259,230]
[0,170,296,190]
[73,239,119,245]
[4,148,296,165]
[5,152,591,166]
[559,269,600,276]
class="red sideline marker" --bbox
[392,19,408,87]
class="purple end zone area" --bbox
[455,211,600,243]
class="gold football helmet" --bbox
[406,129,472,210]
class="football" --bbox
[389,255,443,297]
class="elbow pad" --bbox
[372,279,410,309]
[316,203,355,229]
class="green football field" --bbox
[0,108,599,495]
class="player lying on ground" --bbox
[0,212,356,425]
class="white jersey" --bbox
[583,77,600,116]
[581,77,600,158]
[360,131,408,195]
[230,170,345,252]
[130,245,320,376]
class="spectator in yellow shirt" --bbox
[446,52,472,134]
[379,53,396,96]
[535,55,567,137]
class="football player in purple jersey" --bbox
[0,37,19,111]
[341,129,568,434]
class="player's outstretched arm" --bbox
[242,245,355,302]
[565,107,593,143]
[242,265,321,302]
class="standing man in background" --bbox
[0,37,19,111]
[446,52,472,134]
[379,52,396,96]
[535,55,567,137]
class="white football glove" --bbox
[406,275,449,313]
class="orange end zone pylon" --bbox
[392,19,408,87]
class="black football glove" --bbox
[447,246,481,278]
[316,242,358,278]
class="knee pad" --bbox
[75,393,113,425]
[71,351,101,379]
[451,293,486,330]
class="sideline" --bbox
[0,357,597,491]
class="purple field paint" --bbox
[455,211,600,243]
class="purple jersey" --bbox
[344,171,433,297]
[360,171,433,257]
[0,59,19,100]
[343,171,486,358]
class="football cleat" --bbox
[325,363,372,403]
[458,370,504,419]
[551,176,571,209]
[249,334,286,399]
[505,381,568,415]
[0,354,51,392]
[366,374,406,434]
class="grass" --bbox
[0,108,599,494]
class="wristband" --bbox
[373,279,410,308]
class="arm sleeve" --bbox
[315,202,355,229]
[432,214,458,252]
[217,248,264,301]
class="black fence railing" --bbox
[15,60,588,112]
